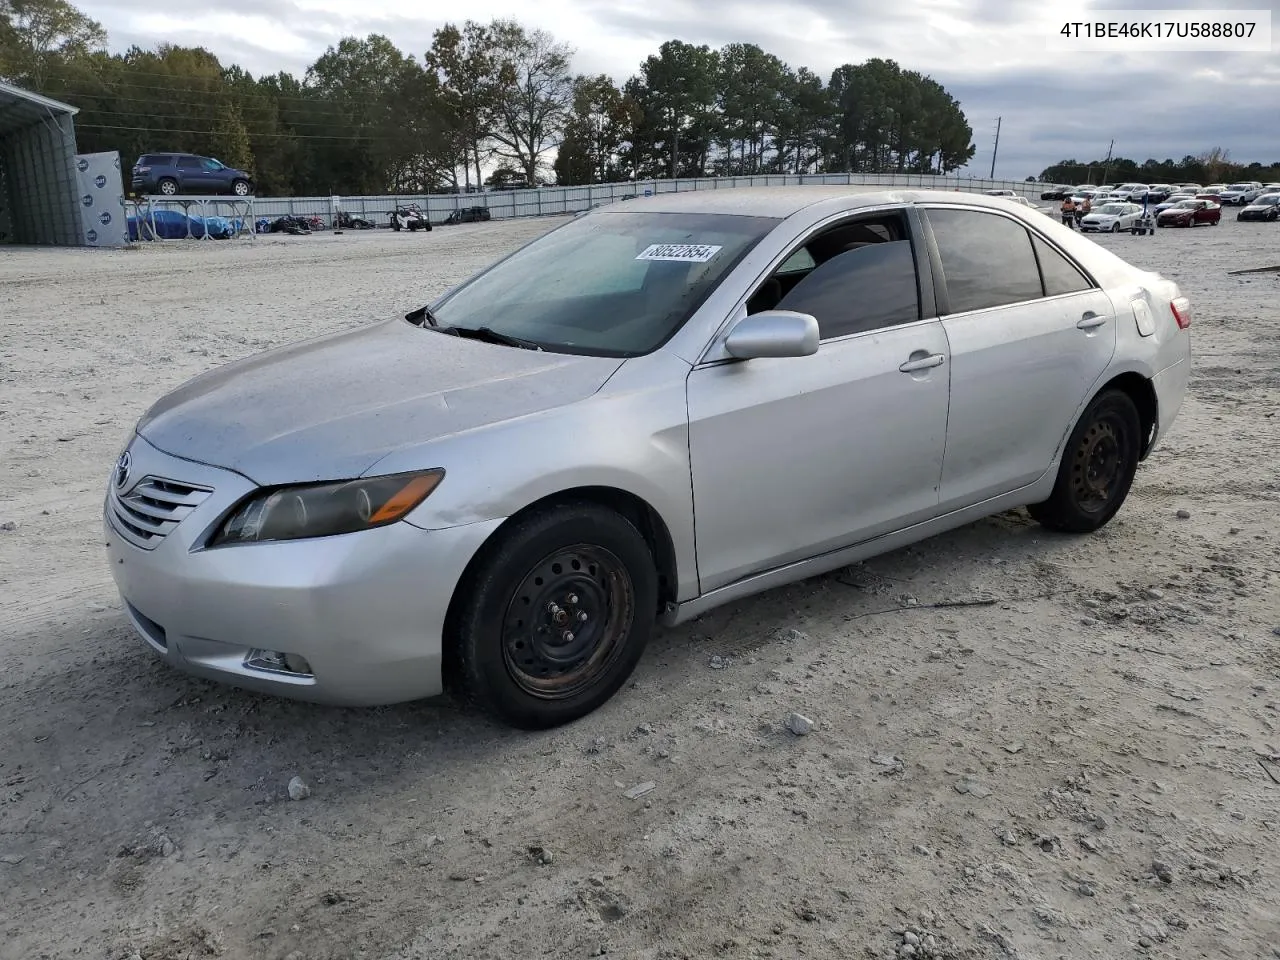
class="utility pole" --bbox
[990,117,1002,179]
[1101,139,1114,185]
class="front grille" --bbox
[108,475,213,550]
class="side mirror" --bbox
[724,310,819,360]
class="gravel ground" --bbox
[2,211,1279,960]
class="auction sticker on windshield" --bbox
[636,243,723,262]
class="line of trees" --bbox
[0,0,976,195]
[1039,147,1280,186]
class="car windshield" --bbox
[427,211,778,356]
[1255,195,1280,205]
[1174,201,1200,209]
[1097,203,1127,214]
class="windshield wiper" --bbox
[445,325,544,351]
[405,304,440,327]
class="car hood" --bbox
[1242,203,1273,211]
[136,319,625,486]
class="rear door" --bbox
[921,205,1118,511]
[175,155,204,191]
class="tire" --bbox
[157,178,178,196]
[1110,221,1121,232]
[1027,389,1142,534]
[449,501,658,729]
[232,179,250,197]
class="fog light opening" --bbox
[245,649,314,677]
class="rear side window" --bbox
[140,155,171,165]
[927,208,1042,313]
[1031,235,1092,296]
[177,156,202,169]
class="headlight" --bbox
[209,469,444,546]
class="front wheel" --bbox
[449,502,658,728]
[1111,221,1121,232]
[232,179,250,196]
[1027,389,1142,534]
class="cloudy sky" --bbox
[77,0,1280,177]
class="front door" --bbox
[922,206,1118,510]
[686,211,951,593]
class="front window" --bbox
[202,158,225,171]
[428,211,778,356]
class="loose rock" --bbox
[623,781,656,800]
[1175,509,1191,519]
[785,712,813,736]
[287,776,310,801]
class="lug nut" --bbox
[578,611,589,622]
[567,593,579,605]
[562,630,575,643]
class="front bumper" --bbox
[104,436,503,706]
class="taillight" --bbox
[1170,296,1192,329]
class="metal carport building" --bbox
[0,80,82,246]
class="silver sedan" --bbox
[104,187,1192,728]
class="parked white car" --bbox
[1002,195,1054,214]
[1218,182,1263,205]
[1111,183,1151,202]
[1080,201,1144,232]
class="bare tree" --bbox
[1197,146,1236,183]
[487,21,575,185]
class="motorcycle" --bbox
[389,204,431,231]
[268,215,313,236]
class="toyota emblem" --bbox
[115,450,132,489]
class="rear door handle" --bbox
[899,353,946,373]
[1077,312,1108,329]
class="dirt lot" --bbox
[2,212,1279,960]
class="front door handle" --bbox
[1077,312,1108,329]
[899,353,946,373]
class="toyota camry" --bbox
[104,187,1191,728]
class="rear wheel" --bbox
[1028,389,1141,534]
[157,178,178,196]
[449,502,658,728]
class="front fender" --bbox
[367,352,699,600]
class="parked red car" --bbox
[1157,199,1221,227]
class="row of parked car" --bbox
[1041,180,1280,206]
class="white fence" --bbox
[246,173,1048,224]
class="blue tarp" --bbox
[127,209,243,240]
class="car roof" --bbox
[595,186,1049,219]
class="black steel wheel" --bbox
[449,501,658,728]
[501,545,633,700]
[1028,389,1142,533]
